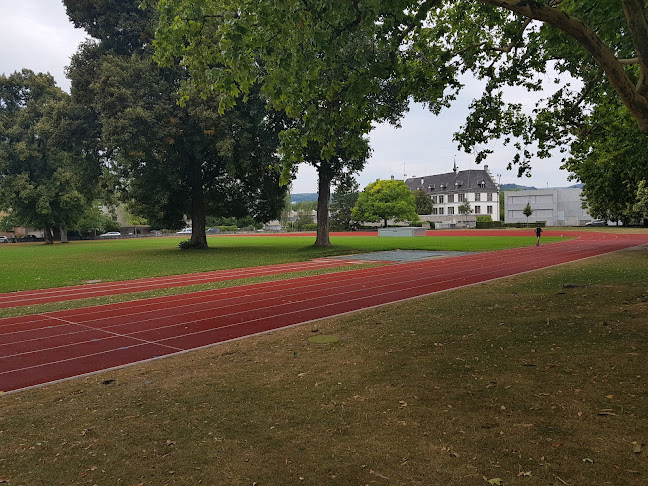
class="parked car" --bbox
[99,231,121,237]
[176,227,192,234]
[206,227,220,234]
[0,236,8,243]
[21,235,39,241]
[585,219,607,227]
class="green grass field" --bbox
[0,234,563,293]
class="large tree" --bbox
[330,177,361,231]
[65,0,288,248]
[352,179,420,228]
[152,1,648,222]
[402,1,648,175]
[562,99,647,224]
[0,70,98,243]
[152,0,409,245]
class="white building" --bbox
[405,164,500,228]
[504,188,593,226]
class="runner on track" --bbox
[535,224,542,246]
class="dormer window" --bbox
[479,180,486,188]
[428,184,435,190]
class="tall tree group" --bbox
[64,0,288,248]
[0,70,99,243]
[152,0,648,228]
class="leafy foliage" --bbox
[562,101,647,224]
[0,70,98,242]
[458,200,473,216]
[414,189,433,215]
[330,178,360,231]
[150,0,648,229]
[65,0,288,248]
[352,179,420,227]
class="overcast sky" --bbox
[1,0,576,193]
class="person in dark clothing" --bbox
[535,224,542,246]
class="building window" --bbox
[487,205,493,214]
[432,208,438,215]
[475,205,481,214]
[487,193,493,201]
[474,193,481,201]
[438,207,444,215]
[458,193,465,202]
[448,207,455,215]
[448,194,455,203]
[438,195,444,204]
[432,196,438,204]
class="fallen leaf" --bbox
[598,410,617,416]
[582,458,594,463]
[487,479,503,485]
[517,471,532,477]
[632,442,642,454]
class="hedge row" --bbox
[476,221,546,229]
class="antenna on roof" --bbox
[453,157,458,173]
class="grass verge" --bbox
[0,264,381,319]
[1,246,646,485]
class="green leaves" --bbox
[0,70,95,236]
[352,179,420,226]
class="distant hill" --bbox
[500,183,537,191]
[291,193,318,203]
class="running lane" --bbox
[1,231,646,393]
[0,259,369,309]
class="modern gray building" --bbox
[504,188,594,226]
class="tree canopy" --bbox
[65,0,288,248]
[414,189,433,215]
[352,179,419,228]
[150,0,648,224]
[0,70,98,243]
[330,177,360,231]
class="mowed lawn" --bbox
[0,232,562,293]
[0,245,646,485]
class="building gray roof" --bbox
[405,168,498,194]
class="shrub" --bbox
[178,239,208,250]
[476,221,503,229]
[502,221,546,228]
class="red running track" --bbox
[0,259,369,309]
[1,231,646,393]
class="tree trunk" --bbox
[314,167,332,246]
[383,218,388,228]
[189,155,208,249]
[60,226,69,243]
[44,225,54,245]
